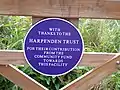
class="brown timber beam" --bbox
[60,54,120,90]
[0,65,48,90]
[0,0,120,19]
[0,50,116,67]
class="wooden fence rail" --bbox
[1,0,120,19]
[0,50,116,66]
[0,50,119,90]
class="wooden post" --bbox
[32,17,44,24]
[66,18,79,27]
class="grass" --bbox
[0,16,31,50]
[79,19,120,53]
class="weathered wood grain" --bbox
[60,54,120,90]
[0,0,120,19]
[0,65,48,90]
[0,50,116,67]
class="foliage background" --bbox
[0,16,120,90]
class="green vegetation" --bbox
[0,16,31,50]
[0,16,120,90]
[18,65,92,90]
[79,19,120,90]
[79,19,120,52]
[0,16,31,90]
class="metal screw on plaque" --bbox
[116,61,120,70]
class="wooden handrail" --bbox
[0,50,116,67]
[0,0,120,19]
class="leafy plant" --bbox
[0,16,31,50]
[18,65,92,90]
[79,19,120,90]
[0,16,31,90]
[79,19,120,53]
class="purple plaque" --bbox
[24,18,84,76]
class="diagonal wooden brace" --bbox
[60,54,120,90]
[0,65,48,90]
